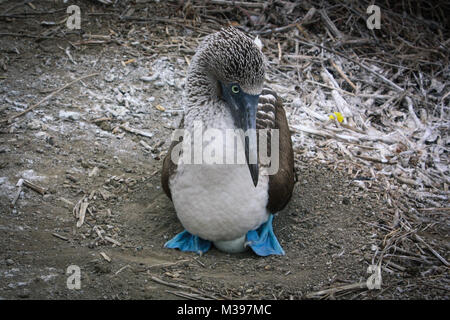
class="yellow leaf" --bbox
[335,112,344,122]
[155,105,165,112]
[330,112,344,123]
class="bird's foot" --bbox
[164,230,211,255]
[245,214,285,256]
[164,214,284,256]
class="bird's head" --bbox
[187,28,266,186]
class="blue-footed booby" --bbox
[161,28,294,256]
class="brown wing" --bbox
[257,88,295,213]
[161,115,184,201]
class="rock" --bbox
[5,259,14,266]
[27,119,42,130]
[292,98,302,108]
[115,92,124,103]
[107,105,129,117]
[59,110,81,121]
[140,74,159,82]
[34,131,48,139]
[46,135,55,145]
[153,80,165,88]
[88,167,99,177]
[104,74,115,82]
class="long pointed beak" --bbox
[219,82,260,187]
[239,94,259,187]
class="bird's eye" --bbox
[231,85,240,94]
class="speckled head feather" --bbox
[186,28,265,102]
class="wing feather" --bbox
[257,88,295,213]
[161,116,184,200]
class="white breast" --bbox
[171,162,269,241]
[169,107,270,242]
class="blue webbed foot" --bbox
[164,230,211,255]
[245,214,285,256]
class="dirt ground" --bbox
[0,1,447,300]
